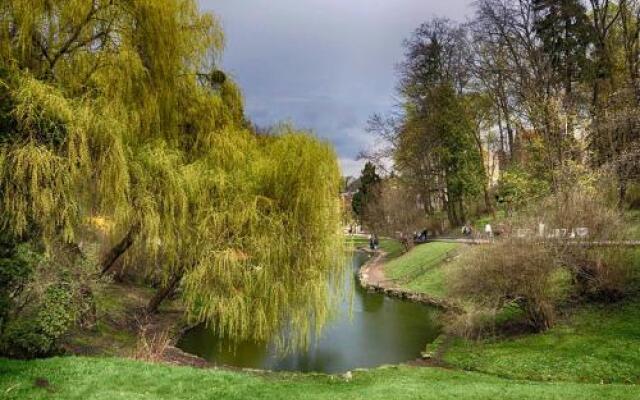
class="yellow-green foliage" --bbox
[0,75,124,246]
[181,130,344,349]
[0,0,344,348]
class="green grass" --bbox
[1,356,638,400]
[384,242,460,298]
[444,299,640,384]
[378,238,405,260]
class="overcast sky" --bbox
[199,0,473,176]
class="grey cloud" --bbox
[199,0,473,176]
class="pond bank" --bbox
[357,247,462,312]
[64,282,210,368]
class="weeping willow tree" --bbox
[180,130,344,349]
[0,0,344,350]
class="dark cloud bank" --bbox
[199,0,472,176]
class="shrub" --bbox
[0,240,100,358]
[447,166,635,336]
[624,182,640,209]
[566,248,638,301]
[443,305,502,339]
[538,169,632,300]
[447,240,570,333]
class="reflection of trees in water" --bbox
[179,253,441,373]
[352,253,384,312]
[178,329,271,368]
[356,282,385,312]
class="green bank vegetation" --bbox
[344,236,405,260]
[444,299,640,384]
[384,242,460,298]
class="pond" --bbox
[177,251,441,374]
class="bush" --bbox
[539,169,632,300]
[443,305,502,339]
[624,182,640,209]
[447,167,636,336]
[1,284,77,357]
[497,167,550,213]
[132,323,171,363]
[447,240,570,333]
[0,243,36,337]
[0,240,100,358]
[566,248,638,301]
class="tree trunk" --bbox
[100,224,139,277]
[619,179,628,207]
[484,185,493,215]
[457,199,466,226]
[473,122,494,215]
[146,273,182,315]
[499,94,514,161]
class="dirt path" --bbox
[359,250,395,289]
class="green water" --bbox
[177,252,441,373]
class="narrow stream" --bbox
[177,251,441,373]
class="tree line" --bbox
[356,0,640,231]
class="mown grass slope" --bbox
[1,356,638,400]
[444,299,640,384]
[384,242,460,298]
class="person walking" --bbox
[484,224,493,240]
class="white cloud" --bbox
[339,158,365,178]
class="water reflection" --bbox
[177,252,441,373]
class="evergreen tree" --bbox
[352,162,381,226]
[533,0,592,95]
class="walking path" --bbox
[358,250,390,287]
[426,237,640,246]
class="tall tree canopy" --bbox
[0,0,343,351]
[365,1,640,234]
[395,20,484,226]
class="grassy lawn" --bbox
[444,299,640,384]
[1,357,638,400]
[384,242,461,298]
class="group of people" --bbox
[461,224,474,237]
[414,229,429,243]
[461,223,494,239]
[368,234,379,250]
